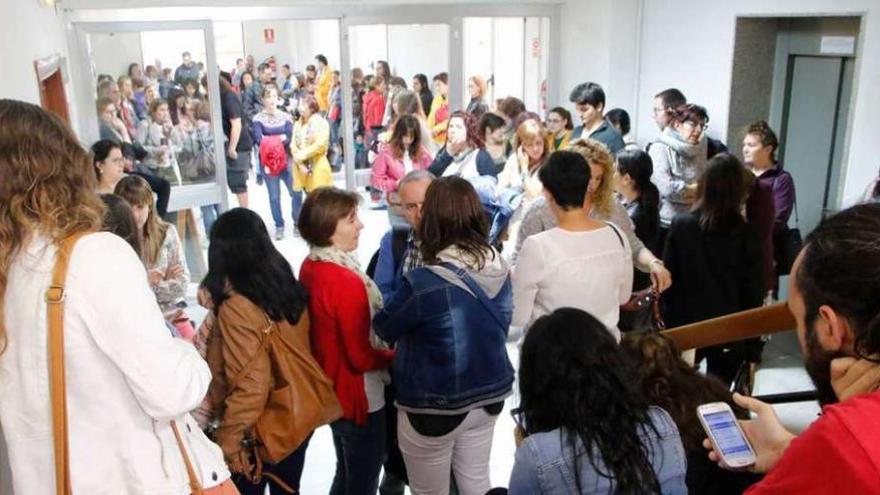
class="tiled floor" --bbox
[182,174,817,493]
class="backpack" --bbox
[259,134,288,176]
[366,227,410,280]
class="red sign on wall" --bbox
[264,28,275,44]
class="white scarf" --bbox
[308,245,388,349]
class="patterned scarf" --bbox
[308,245,388,349]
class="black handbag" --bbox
[620,287,666,333]
[774,187,802,276]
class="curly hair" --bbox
[520,308,661,494]
[567,137,615,217]
[444,110,484,150]
[621,333,740,453]
[0,99,105,354]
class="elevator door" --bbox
[779,55,853,235]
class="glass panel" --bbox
[239,18,343,175]
[463,17,550,117]
[87,29,218,188]
[346,23,450,185]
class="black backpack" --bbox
[366,227,410,280]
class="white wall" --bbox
[242,19,340,74]
[388,24,449,81]
[635,0,879,206]
[89,31,143,78]
[556,0,641,124]
[0,0,82,135]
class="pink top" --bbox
[370,143,433,192]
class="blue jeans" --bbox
[263,166,303,228]
[330,409,387,495]
[200,204,220,235]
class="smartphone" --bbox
[697,402,756,469]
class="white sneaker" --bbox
[275,227,284,240]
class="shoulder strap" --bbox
[437,262,508,328]
[171,421,203,494]
[605,222,626,249]
[47,233,89,495]
[390,227,409,274]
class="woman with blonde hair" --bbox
[466,75,489,117]
[491,119,548,245]
[0,99,233,493]
[513,138,673,293]
[115,175,190,316]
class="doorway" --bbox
[727,16,860,237]
[779,54,854,232]
[34,54,70,126]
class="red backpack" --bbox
[259,134,288,176]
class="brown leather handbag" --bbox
[619,287,666,332]
[226,314,342,482]
[48,234,239,495]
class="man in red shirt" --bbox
[704,203,880,493]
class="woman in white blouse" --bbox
[0,100,231,494]
[512,150,633,340]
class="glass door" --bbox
[71,20,227,213]
[341,21,452,189]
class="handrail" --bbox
[660,302,796,351]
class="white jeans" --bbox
[398,408,497,495]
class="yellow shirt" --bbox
[546,129,573,152]
[290,113,333,192]
[316,66,334,111]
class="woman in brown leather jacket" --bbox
[201,207,317,495]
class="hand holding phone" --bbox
[700,394,796,473]
[698,401,756,470]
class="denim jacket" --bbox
[509,407,688,494]
[373,261,515,413]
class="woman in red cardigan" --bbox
[298,187,394,495]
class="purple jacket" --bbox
[755,165,796,235]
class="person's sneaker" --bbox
[274,227,284,241]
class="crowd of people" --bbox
[1,40,880,495]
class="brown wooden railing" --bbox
[661,303,816,403]
[661,302,796,351]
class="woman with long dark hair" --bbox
[412,73,433,118]
[615,149,661,292]
[663,153,764,384]
[201,208,324,494]
[510,308,687,494]
[621,333,763,494]
[371,115,433,227]
[374,176,514,495]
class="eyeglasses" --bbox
[547,117,563,124]
[652,107,666,115]
[683,120,708,132]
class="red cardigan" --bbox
[362,90,386,130]
[299,259,395,425]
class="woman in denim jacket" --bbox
[509,308,688,494]
[374,176,514,495]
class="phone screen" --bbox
[704,410,751,458]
